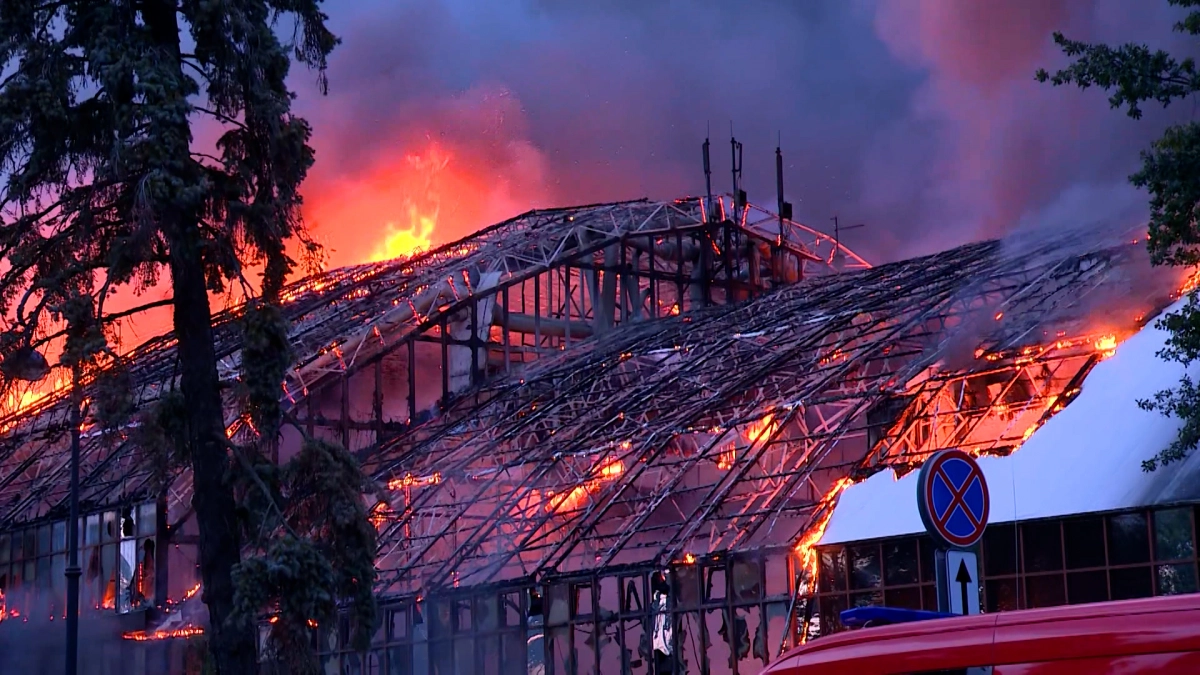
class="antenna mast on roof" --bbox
[776,138,793,246]
[731,125,745,219]
[702,130,713,224]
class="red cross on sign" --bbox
[916,449,990,549]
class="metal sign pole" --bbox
[916,450,990,617]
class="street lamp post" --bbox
[2,347,79,675]
[65,361,81,675]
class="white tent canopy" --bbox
[820,299,1200,546]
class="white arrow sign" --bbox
[946,549,981,615]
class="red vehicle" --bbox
[766,594,1200,674]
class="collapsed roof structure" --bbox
[0,192,1175,673]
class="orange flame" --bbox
[1176,268,1200,298]
[123,625,205,641]
[794,477,855,574]
[541,456,625,514]
[368,144,451,262]
[719,412,779,470]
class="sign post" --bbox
[916,449,989,616]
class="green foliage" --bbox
[135,390,192,485]
[230,438,379,671]
[0,0,364,670]
[91,358,136,432]
[239,302,293,438]
[1038,0,1200,471]
[0,0,336,367]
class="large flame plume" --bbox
[368,144,451,262]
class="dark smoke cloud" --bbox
[290,0,1196,266]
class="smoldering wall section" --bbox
[291,0,1191,266]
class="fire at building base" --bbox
[0,193,1186,674]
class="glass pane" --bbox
[847,544,881,591]
[921,584,937,612]
[983,524,1018,577]
[37,525,51,556]
[817,548,846,593]
[850,590,882,609]
[0,534,8,564]
[1154,508,1195,562]
[52,554,66,614]
[100,543,117,609]
[389,608,409,641]
[1108,513,1150,565]
[1110,567,1153,601]
[918,537,935,583]
[986,578,1021,613]
[135,538,157,607]
[731,559,761,602]
[475,595,499,632]
[1022,521,1063,573]
[1156,563,1198,596]
[883,586,921,610]
[817,594,846,634]
[706,567,726,602]
[102,511,118,542]
[36,556,50,590]
[120,507,136,540]
[765,554,789,597]
[1063,517,1105,570]
[1066,571,1107,605]
[883,540,918,586]
[85,515,100,546]
[387,645,410,675]
[138,503,157,536]
[1024,574,1065,608]
[52,521,66,553]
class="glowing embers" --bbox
[514,454,628,517]
[546,457,625,514]
[369,502,393,530]
[1176,268,1200,299]
[717,412,780,471]
[974,330,1123,365]
[387,472,442,491]
[123,626,205,641]
[122,582,204,641]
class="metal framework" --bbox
[361,226,1156,600]
[0,196,860,542]
[0,193,1172,672]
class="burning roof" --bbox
[0,195,1174,612]
[0,197,857,535]
[360,222,1172,597]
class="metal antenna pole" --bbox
[65,361,81,675]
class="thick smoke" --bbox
[286,0,1194,267]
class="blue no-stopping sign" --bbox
[917,449,990,549]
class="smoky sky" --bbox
[288,0,1199,266]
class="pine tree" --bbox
[0,2,377,673]
[1037,0,1200,472]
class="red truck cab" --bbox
[766,594,1200,674]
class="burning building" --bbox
[0,191,1179,674]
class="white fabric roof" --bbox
[820,298,1200,546]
